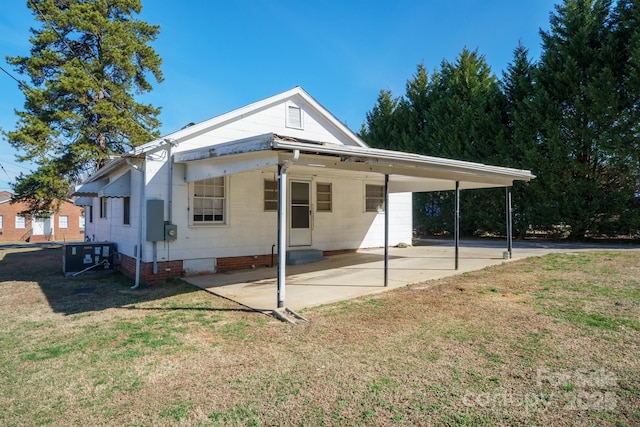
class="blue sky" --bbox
[0,0,556,191]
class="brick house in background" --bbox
[0,191,85,243]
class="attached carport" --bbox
[174,133,535,310]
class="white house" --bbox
[73,87,534,304]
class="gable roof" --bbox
[0,191,12,204]
[83,86,366,183]
[152,86,368,151]
[78,87,535,192]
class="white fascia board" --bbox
[290,87,369,148]
[145,87,367,154]
[89,87,367,182]
[174,133,274,163]
[272,139,535,185]
[184,152,279,182]
[77,159,138,186]
[388,178,512,193]
[160,90,304,144]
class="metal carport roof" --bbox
[172,133,535,189]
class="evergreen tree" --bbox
[610,0,640,234]
[5,0,163,214]
[360,89,401,149]
[502,41,537,167]
[421,48,509,235]
[534,0,636,238]
[501,42,539,236]
[424,47,508,164]
[397,63,430,154]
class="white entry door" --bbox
[289,181,312,246]
[32,216,52,236]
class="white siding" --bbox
[174,100,352,154]
[87,92,414,271]
[148,168,411,266]
[90,166,412,270]
[87,168,144,258]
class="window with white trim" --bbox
[264,179,278,211]
[192,177,225,223]
[79,215,85,229]
[0,215,3,229]
[16,215,26,229]
[365,184,385,212]
[59,215,69,228]
[316,182,332,212]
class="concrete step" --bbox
[286,249,325,265]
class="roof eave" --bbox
[271,139,535,184]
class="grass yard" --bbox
[0,245,639,426]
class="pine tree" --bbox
[5,0,163,214]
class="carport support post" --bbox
[277,164,287,308]
[455,181,460,270]
[384,174,389,287]
[506,186,513,259]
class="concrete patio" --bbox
[185,239,636,312]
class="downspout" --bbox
[154,140,177,276]
[168,142,174,223]
[277,149,300,309]
[127,158,145,289]
[166,140,177,263]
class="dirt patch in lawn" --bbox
[0,246,638,426]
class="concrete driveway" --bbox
[185,239,637,312]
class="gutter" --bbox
[271,138,535,182]
[126,158,145,289]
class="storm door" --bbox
[289,180,311,246]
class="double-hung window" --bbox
[193,177,225,223]
[365,184,385,212]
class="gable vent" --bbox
[286,104,303,129]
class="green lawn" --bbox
[0,246,638,426]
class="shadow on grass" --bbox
[122,305,255,313]
[0,245,248,315]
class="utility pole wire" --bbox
[0,64,30,91]
[0,161,11,179]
